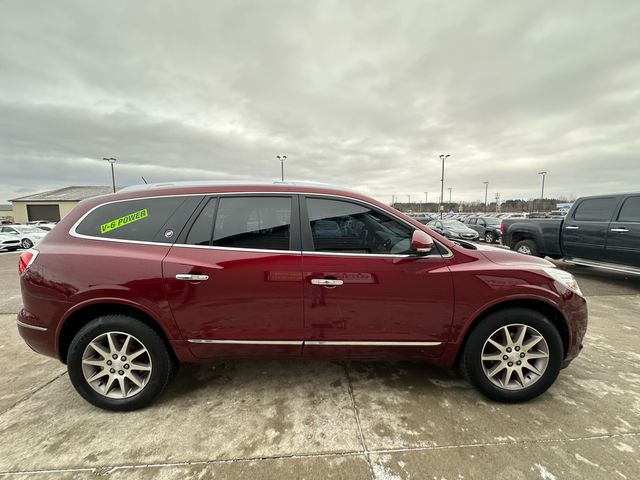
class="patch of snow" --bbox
[534,464,557,480]
[574,454,599,468]
[615,443,634,453]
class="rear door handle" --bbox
[565,225,579,230]
[311,279,344,287]
[175,274,209,281]
[610,228,629,233]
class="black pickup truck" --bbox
[501,193,640,274]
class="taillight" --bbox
[500,222,504,234]
[18,249,38,274]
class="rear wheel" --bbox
[461,308,563,402]
[514,239,539,256]
[21,238,33,249]
[67,315,175,411]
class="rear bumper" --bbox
[16,308,57,359]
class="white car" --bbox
[0,225,48,249]
[0,232,21,251]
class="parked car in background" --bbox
[26,220,52,225]
[408,213,435,223]
[548,210,567,218]
[464,216,502,243]
[16,181,586,410]
[0,232,21,251]
[1,225,48,249]
[501,193,640,274]
[35,223,57,231]
[427,219,480,241]
[0,219,14,225]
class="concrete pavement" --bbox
[0,251,639,479]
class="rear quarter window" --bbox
[75,196,201,243]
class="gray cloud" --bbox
[1,0,639,204]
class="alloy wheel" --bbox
[481,324,550,390]
[517,245,531,254]
[81,331,152,399]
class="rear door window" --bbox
[617,196,640,223]
[75,196,199,242]
[572,198,618,222]
[212,196,292,250]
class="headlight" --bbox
[449,231,460,238]
[543,268,582,295]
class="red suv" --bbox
[17,182,587,410]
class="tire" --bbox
[67,315,175,411]
[461,308,563,402]
[514,239,539,256]
[21,238,33,249]
[485,231,496,244]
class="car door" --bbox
[604,195,640,268]
[300,195,454,360]
[466,218,480,234]
[162,194,304,359]
[562,196,619,261]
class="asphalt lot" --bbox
[0,250,639,479]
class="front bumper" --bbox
[563,293,588,362]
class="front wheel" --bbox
[461,308,563,402]
[21,238,33,249]
[485,231,496,244]
[67,315,175,411]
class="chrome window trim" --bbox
[67,191,453,257]
[16,319,47,332]
[188,339,303,345]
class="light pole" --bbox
[102,157,117,193]
[276,155,287,181]
[424,192,428,212]
[483,181,489,213]
[439,154,450,218]
[538,171,547,211]
[448,187,452,207]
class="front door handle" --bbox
[610,228,629,233]
[311,278,344,287]
[175,274,209,281]
[565,225,579,230]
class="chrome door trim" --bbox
[304,340,442,346]
[186,339,443,347]
[610,228,629,233]
[310,279,344,286]
[16,319,48,332]
[187,339,303,345]
[175,274,210,281]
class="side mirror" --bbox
[411,230,434,255]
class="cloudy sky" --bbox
[1,1,639,205]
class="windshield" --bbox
[441,220,466,228]
[14,226,42,233]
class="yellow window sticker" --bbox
[100,208,148,234]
